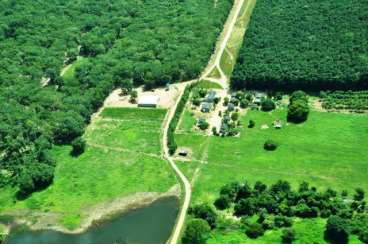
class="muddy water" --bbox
[6,197,179,244]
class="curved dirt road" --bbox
[164,1,246,243]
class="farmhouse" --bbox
[204,90,217,103]
[201,102,213,113]
[138,96,159,108]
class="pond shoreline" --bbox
[2,185,180,237]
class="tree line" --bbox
[0,0,234,196]
[231,0,368,91]
[183,180,367,243]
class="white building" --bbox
[138,96,159,108]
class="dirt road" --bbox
[165,1,246,243]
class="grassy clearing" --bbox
[175,109,368,203]
[61,57,88,82]
[196,80,223,90]
[177,110,197,134]
[0,108,177,229]
[208,67,222,79]
[219,0,257,78]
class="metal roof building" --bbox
[138,96,159,108]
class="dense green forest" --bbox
[231,0,368,91]
[0,0,233,195]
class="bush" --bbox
[261,98,276,111]
[129,90,138,103]
[212,127,218,136]
[231,112,239,121]
[287,100,309,123]
[324,216,350,244]
[282,228,296,244]
[182,218,211,244]
[354,188,365,201]
[274,216,293,228]
[198,119,209,130]
[189,204,217,229]
[223,97,229,106]
[287,91,309,123]
[248,120,255,128]
[240,99,249,108]
[71,137,86,157]
[214,195,231,210]
[245,223,265,239]
[264,140,278,151]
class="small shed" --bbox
[201,102,213,113]
[178,150,188,157]
[273,120,282,129]
[254,92,267,105]
[138,96,159,108]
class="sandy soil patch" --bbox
[103,82,192,109]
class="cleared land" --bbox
[0,108,177,230]
[175,108,368,242]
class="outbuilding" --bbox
[138,96,159,108]
[201,102,213,113]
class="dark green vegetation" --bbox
[0,108,177,229]
[232,0,368,91]
[0,0,233,194]
[321,91,368,112]
[168,85,194,155]
[287,91,309,123]
[184,180,367,243]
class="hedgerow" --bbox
[167,84,194,155]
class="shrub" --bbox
[240,99,249,108]
[248,120,255,128]
[324,216,350,244]
[354,188,365,201]
[214,195,231,210]
[198,119,209,130]
[287,91,309,123]
[223,97,229,106]
[274,216,293,228]
[182,218,211,244]
[282,228,296,244]
[287,100,309,123]
[189,204,217,229]
[231,112,239,121]
[264,140,278,151]
[245,223,265,239]
[214,97,220,104]
[261,98,276,111]
[129,90,138,103]
[212,127,218,136]
[71,137,86,157]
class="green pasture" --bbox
[0,108,176,229]
[175,109,368,203]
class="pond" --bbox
[6,197,179,244]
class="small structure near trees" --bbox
[273,120,282,129]
[201,102,213,113]
[138,95,159,108]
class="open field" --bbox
[0,108,177,230]
[176,109,368,203]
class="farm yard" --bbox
[0,108,177,230]
[175,89,368,243]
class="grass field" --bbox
[0,108,177,229]
[176,109,368,203]
[176,109,367,243]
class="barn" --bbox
[138,96,159,108]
